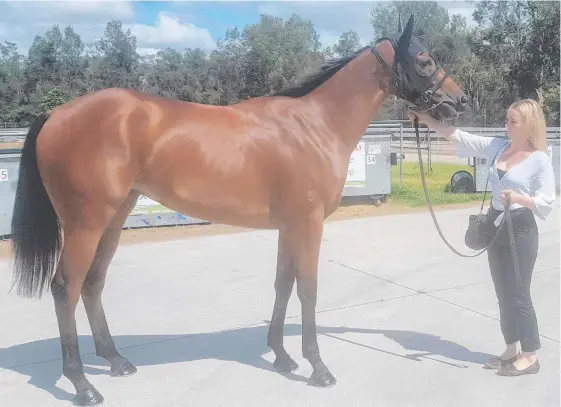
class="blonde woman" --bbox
[408,99,556,377]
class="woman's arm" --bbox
[407,109,498,159]
[502,156,557,219]
[501,191,538,212]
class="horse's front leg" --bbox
[288,208,337,387]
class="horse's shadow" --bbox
[0,323,494,402]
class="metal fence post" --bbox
[427,127,432,172]
[399,123,403,183]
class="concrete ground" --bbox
[0,199,559,407]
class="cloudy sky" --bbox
[0,0,477,56]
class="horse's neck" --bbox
[306,50,392,152]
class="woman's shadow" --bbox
[0,323,495,402]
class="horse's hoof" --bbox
[110,360,137,377]
[309,370,337,388]
[273,356,299,373]
[73,388,104,406]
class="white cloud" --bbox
[318,31,342,48]
[0,1,215,56]
[137,47,161,57]
[0,23,8,38]
[442,0,477,26]
[0,0,476,58]
[0,1,135,53]
[257,1,377,47]
[257,0,476,47]
[3,0,135,24]
[127,12,216,51]
[52,1,134,18]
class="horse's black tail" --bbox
[10,112,62,299]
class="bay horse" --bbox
[10,15,467,406]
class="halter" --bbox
[370,39,449,113]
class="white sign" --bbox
[0,169,8,182]
[130,195,175,215]
[346,141,366,182]
[367,155,376,165]
[136,195,163,208]
[368,144,381,155]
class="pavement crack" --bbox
[428,266,559,294]
[283,292,423,320]
[321,259,560,343]
[422,292,560,343]
[327,259,422,294]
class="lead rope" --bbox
[413,118,522,285]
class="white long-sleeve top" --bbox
[453,129,556,223]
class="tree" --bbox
[0,8,558,127]
[40,87,67,112]
[90,20,140,89]
[334,31,361,57]
[370,1,449,42]
[238,13,323,98]
[0,41,26,124]
[470,0,560,124]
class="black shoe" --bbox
[483,353,520,369]
[497,360,540,376]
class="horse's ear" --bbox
[397,14,414,53]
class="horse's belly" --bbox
[134,169,275,229]
[173,191,273,228]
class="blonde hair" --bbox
[509,99,548,151]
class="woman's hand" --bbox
[500,189,537,212]
[500,190,521,206]
[406,108,458,141]
[406,109,435,128]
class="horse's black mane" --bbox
[270,45,372,98]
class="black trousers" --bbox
[487,207,541,352]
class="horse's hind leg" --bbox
[267,231,299,372]
[81,192,140,377]
[51,224,109,406]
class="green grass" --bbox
[389,162,487,207]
